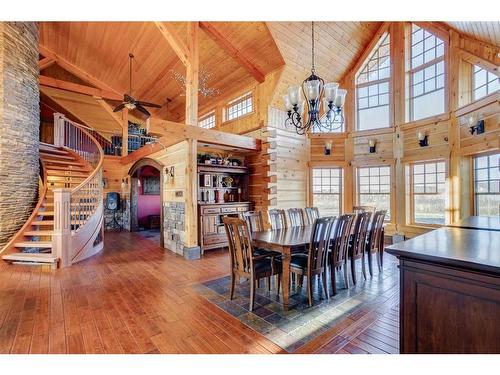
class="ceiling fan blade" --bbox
[135,104,151,118]
[124,93,135,103]
[113,103,126,112]
[136,101,162,109]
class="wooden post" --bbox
[185,139,198,248]
[53,112,65,147]
[52,188,71,268]
[122,108,128,156]
[185,22,199,126]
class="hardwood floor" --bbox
[0,232,399,354]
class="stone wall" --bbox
[0,22,40,247]
[163,202,185,254]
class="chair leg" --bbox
[307,276,313,307]
[257,279,261,288]
[331,266,337,295]
[277,273,281,295]
[362,255,367,280]
[249,279,256,312]
[377,248,383,271]
[343,261,349,289]
[351,256,357,285]
[367,250,374,277]
[267,276,271,291]
[299,275,304,287]
[322,271,329,300]
[291,273,296,285]
[230,272,236,300]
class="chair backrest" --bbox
[372,210,387,252]
[243,210,264,232]
[351,211,372,259]
[353,205,376,214]
[307,216,335,273]
[268,209,287,230]
[287,208,306,227]
[223,216,254,275]
[329,214,355,267]
[305,207,320,225]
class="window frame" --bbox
[355,32,392,131]
[355,164,392,221]
[223,91,254,123]
[407,159,447,227]
[407,24,447,122]
[198,110,216,129]
[310,166,344,217]
[472,152,500,216]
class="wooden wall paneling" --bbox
[309,134,346,163]
[102,156,127,194]
[352,130,395,162]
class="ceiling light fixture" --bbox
[283,22,347,135]
[171,67,221,98]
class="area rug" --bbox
[194,257,399,352]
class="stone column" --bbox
[0,22,40,247]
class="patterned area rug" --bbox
[194,257,399,352]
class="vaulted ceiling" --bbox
[38,21,500,135]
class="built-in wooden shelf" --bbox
[197,163,249,174]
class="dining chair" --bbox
[365,210,387,276]
[305,207,320,225]
[287,208,307,227]
[276,216,335,306]
[328,213,355,295]
[353,205,376,214]
[268,209,287,230]
[223,216,281,311]
[348,211,372,285]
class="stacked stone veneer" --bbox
[0,22,40,247]
[163,202,185,254]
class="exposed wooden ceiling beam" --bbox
[39,57,55,71]
[154,22,190,66]
[39,75,123,101]
[185,22,200,126]
[200,22,265,83]
[96,98,125,128]
[39,44,123,97]
[457,48,499,75]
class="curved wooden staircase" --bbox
[1,114,104,268]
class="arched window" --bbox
[355,32,391,131]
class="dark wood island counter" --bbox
[386,227,500,353]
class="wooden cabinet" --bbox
[198,202,252,254]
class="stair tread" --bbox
[32,220,54,225]
[41,154,77,161]
[24,230,54,236]
[46,165,90,171]
[38,211,54,215]
[47,171,89,176]
[3,252,58,263]
[44,160,85,166]
[14,241,53,248]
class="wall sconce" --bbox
[368,139,377,153]
[324,140,332,156]
[417,130,429,147]
[467,113,485,135]
[164,166,175,182]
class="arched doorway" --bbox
[128,158,164,247]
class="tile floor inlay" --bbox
[195,256,399,353]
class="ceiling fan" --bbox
[113,53,161,118]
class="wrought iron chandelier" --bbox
[284,22,347,135]
[171,67,221,98]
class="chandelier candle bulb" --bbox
[334,89,347,108]
[283,95,293,111]
[288,86,301,105]
[324,83,339,102]
[305,80,321,100]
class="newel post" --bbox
[52,188,72,268]
[53,113,65,147]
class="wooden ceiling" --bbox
[267,21,383,106]
[445,22,500,48]
[39,21,284,123]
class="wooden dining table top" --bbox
[251,226,313,248]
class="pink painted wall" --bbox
[137,166,161,228]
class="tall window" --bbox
[198,111,216,129]
[408,25,445,121]
[473,66,499,101]
[312,168,343,216]
[225,92,253,121]
[356,32,391,131]
[408,160,446,225]
[474,153,500,216]
[356,165,391,220]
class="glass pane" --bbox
[313,193,341,217]
[412,88,445,120]
[414,194,446,225]
[359,194,391,220]
[476,195,500,217]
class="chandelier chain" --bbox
[311,21,315,73]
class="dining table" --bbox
[252,226,313,310]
